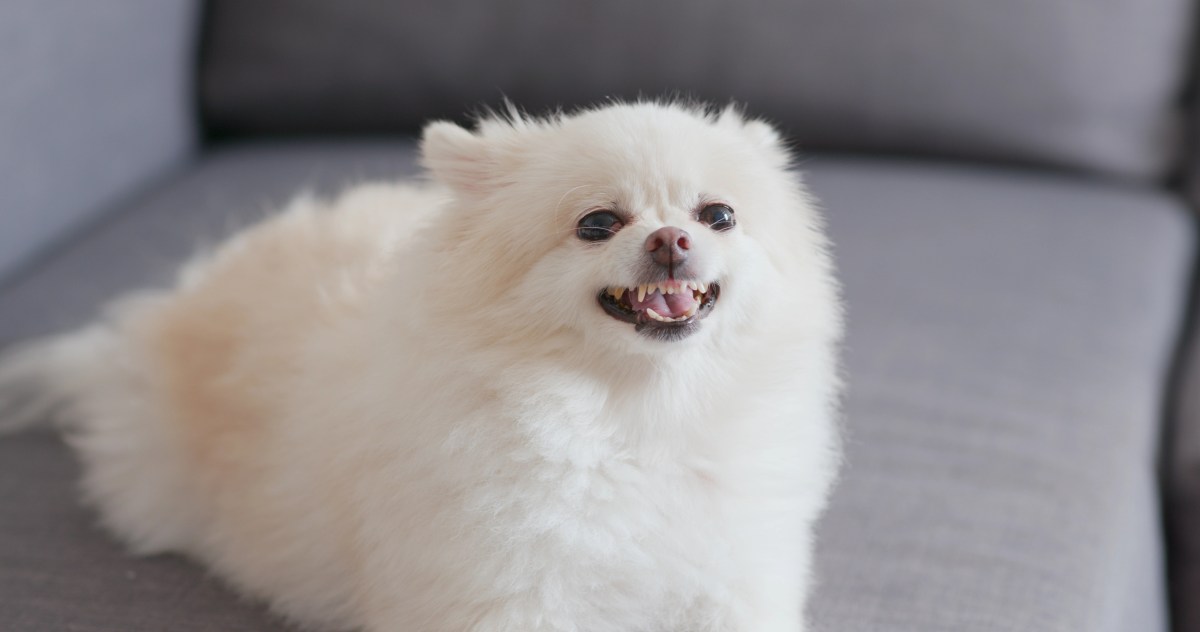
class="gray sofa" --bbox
[2,1,1198,630]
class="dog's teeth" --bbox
[700,282,708,293]
[645,308,664,321]
[683,306,696,318]
[664,284,675,295]
[637,285,647,302]
[613,287,625,299]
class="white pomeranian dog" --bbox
[0,101,842,632]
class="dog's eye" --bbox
[698,204,736,232]
[577,211,623,242]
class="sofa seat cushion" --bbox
[806,159,1190,631]
[0,143,1191,630]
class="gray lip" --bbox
[596,283,720,341]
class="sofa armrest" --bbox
[0,0,200,283]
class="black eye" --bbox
[698,204,736,232]
[576,210,624,242]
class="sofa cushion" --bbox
[200,0,1192,180]
[0,144,1191,630]
[807,160,1189,631]
[0,0,199,283]
[0,431,292,632]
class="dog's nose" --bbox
[645,226,691,268]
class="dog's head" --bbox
[418,102,833,357]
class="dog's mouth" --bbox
[597,280,721,341]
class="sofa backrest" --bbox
[200,0,1194,181]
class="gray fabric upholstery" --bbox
[1168,303,1200,631]
[807,159,1191,632]
[0,145,1191,630]
[0,430,292,632]
[200,0,1193,180]
[0,0,199,284]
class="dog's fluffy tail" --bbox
[0,327,110,434]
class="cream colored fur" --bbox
[0,102,843,632]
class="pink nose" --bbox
[645,226,691,268]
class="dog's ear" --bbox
[422,110,544,197]
[424,119,532,196]
[421,121,487,193]
[739,120,783,149]
[716,106,790,165]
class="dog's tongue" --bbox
[629,289,697,318]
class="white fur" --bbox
[0,102,843,631]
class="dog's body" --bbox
[0,103,842,631]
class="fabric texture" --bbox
[0,0,199,284]
[1167,281,1200,632]
[0,430,292,632]
[199,0,1192,180]
[806,158,1191,632]
[0,145,1191,630]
